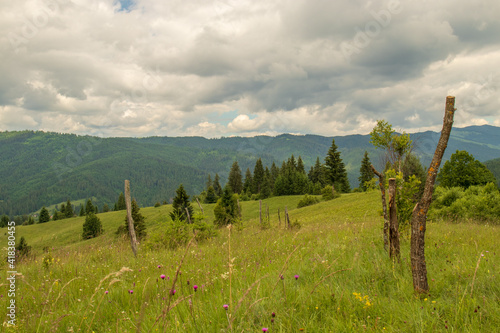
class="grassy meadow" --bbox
[1,191,499,332]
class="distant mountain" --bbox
[2,125,500,216]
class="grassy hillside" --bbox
[2,125,500,216]
[1,192,498,332]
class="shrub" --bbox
[82,213,103,239]
[321,185,340,201]
[154,202,161,208]
[16,236,31,258]
[297,194,320,208]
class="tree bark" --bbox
[124,180,138,257]
[371,165,389,252]
[410,96,456,293]
[388,178,400,260]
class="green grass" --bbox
[1,192,499,332]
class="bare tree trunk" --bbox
[411,96,456,293]
[124,180,138,257]
[388,178,400,260]
[185,207,192,224]
[195,197,204,214]
[371,165,389,252]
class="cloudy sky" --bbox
[1,0,499,138]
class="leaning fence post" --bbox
[125,180,138,257]
[388,178,400,260]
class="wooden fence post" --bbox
[185,207,192,224]
[388,178,400,259]
[278,208,281,228]
[410,96,456,293]
[371,165,389,252]
[259,200,262,226]
[195,197,204,215]
[124,180,138,257]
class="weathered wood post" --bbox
[185,207,192,224]
[278,208,281,228]
[371,165,389,251]
[195,197,204,215]
[410,96,456,293]
[259,200,262,226]
[124,180,138,257]
[388,178,400,259]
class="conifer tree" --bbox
[213,174,223,197]
[85,199,95,215]
[297,156,306,174]
[228,161,243,194]
[124,199,146,240]
[325,139,351,193]
[16,236,31,257]
[260,168,272,199]
[65,199,74,218]
[359,151,375,191]
[0,215,10,228]
[102,204,110,213]
[82,212,103,239]
[79,204,85,216]
[214,186,239,227]
[116,193,126,211]
[243,168,253,194]
[206,174,213,190]
[39,207,50,223]
[205,186,218,203]
[253,158,265,194]
[169,184,194,222]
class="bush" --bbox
[154,202,161,208]
[82,213,103,239]
[321,185,340,201]
[16,236,31,258]
[297,194,320,208]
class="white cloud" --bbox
[1,0,499,138]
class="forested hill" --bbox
[1,125,500,216]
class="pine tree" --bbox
[228,161,243,194]
[39,207,50,223]
[253,158,265,194]
[0,215,10,228]
[85,199,95,215]
[206,174,213,190]
[124,199,147,240]
[324,139,351,193]
[297,156,306,174]
[169,184,194,222]
[82,213,103,239]
[79,204,85,216]
[260,168,272,199]
[358,151,374,191]
[243,168,253,194]
[102,204,110,213]
[116,193,126,211]
[214,186,239,227]
[65,199,74,218]
[16,236,31,257]
[205,186,218,203]
[213,174,223,197]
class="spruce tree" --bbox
[297,156,306,174]
[124,199,147,240]
[228,161,243,194]
[213,174,223,197]
[205,186,218,203]
[79,204,85,216]
[39,207,50,223]
[85,199,95,215]
[1,215,10,228]
[116,193,126,211]
[82,212,103,239]
[324,139,351,193]
[65,199,74,218]
[16,236,31,257]
[243,168,253,194]
[206,174,213,190]
[214,186,239,227]
[102,204,110,213]
[169,184,194,222]
[359,151,374,191]
[253,158,265,194]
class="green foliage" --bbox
[85,199,95,215]
[363,178,378,191]
[82,212,103,239]
[102,204,110,212]
[438,150,497,189]
[16,236,31,258]
[321,185,340,201]
[253,158,265,194]
[1,214,10,228]
[119,199,147,240]
[297,194,320,208]
[205,186,218,203]
[64,199,74,218]
[213,173,223,197]
[358,151,375,191]
[169,184,194,222]
[115,192,126,211]
[324,139,351,193]
[228,161,243,194]
[484,157,500,188]
[214,187,240,227]
[154,202,161,208]
[430,183,500,223]
[39,206,50,223]
[370,120,412,173]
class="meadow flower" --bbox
[158,265,161,268]
[223,304,229,310]
[160,274,166,279]
[170,289,176,295]
[271,312,275,317]
[294,275,299,280]
[262,328,268,332]
[129,290,133,294]
[105,291,109,294]
[194,285,198,291]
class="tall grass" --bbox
[1,192,499,332]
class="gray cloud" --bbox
[0,0,499,137]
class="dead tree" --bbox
[371,165,389,251]
[195,197,204,215]
[124,180,138,257]
[410,96,456,293]
[388,178,400,259]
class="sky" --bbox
[1,0,499,138]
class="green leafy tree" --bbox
[52,209,64,221]
[359,151,375,191]
[253,158,265,194]
[115,192,126,211]
[0,215,9,228]
[39,207,50,223]
[228,161,243,194]
[214,187,240,227]
[370,120,412,174]
[65,199,74,218]
[205,186,218,204]
[438,150,497,189]
[123,199,147,240]
[169,184,194,222]
[324,139,351,193]
[82,212,103,239]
